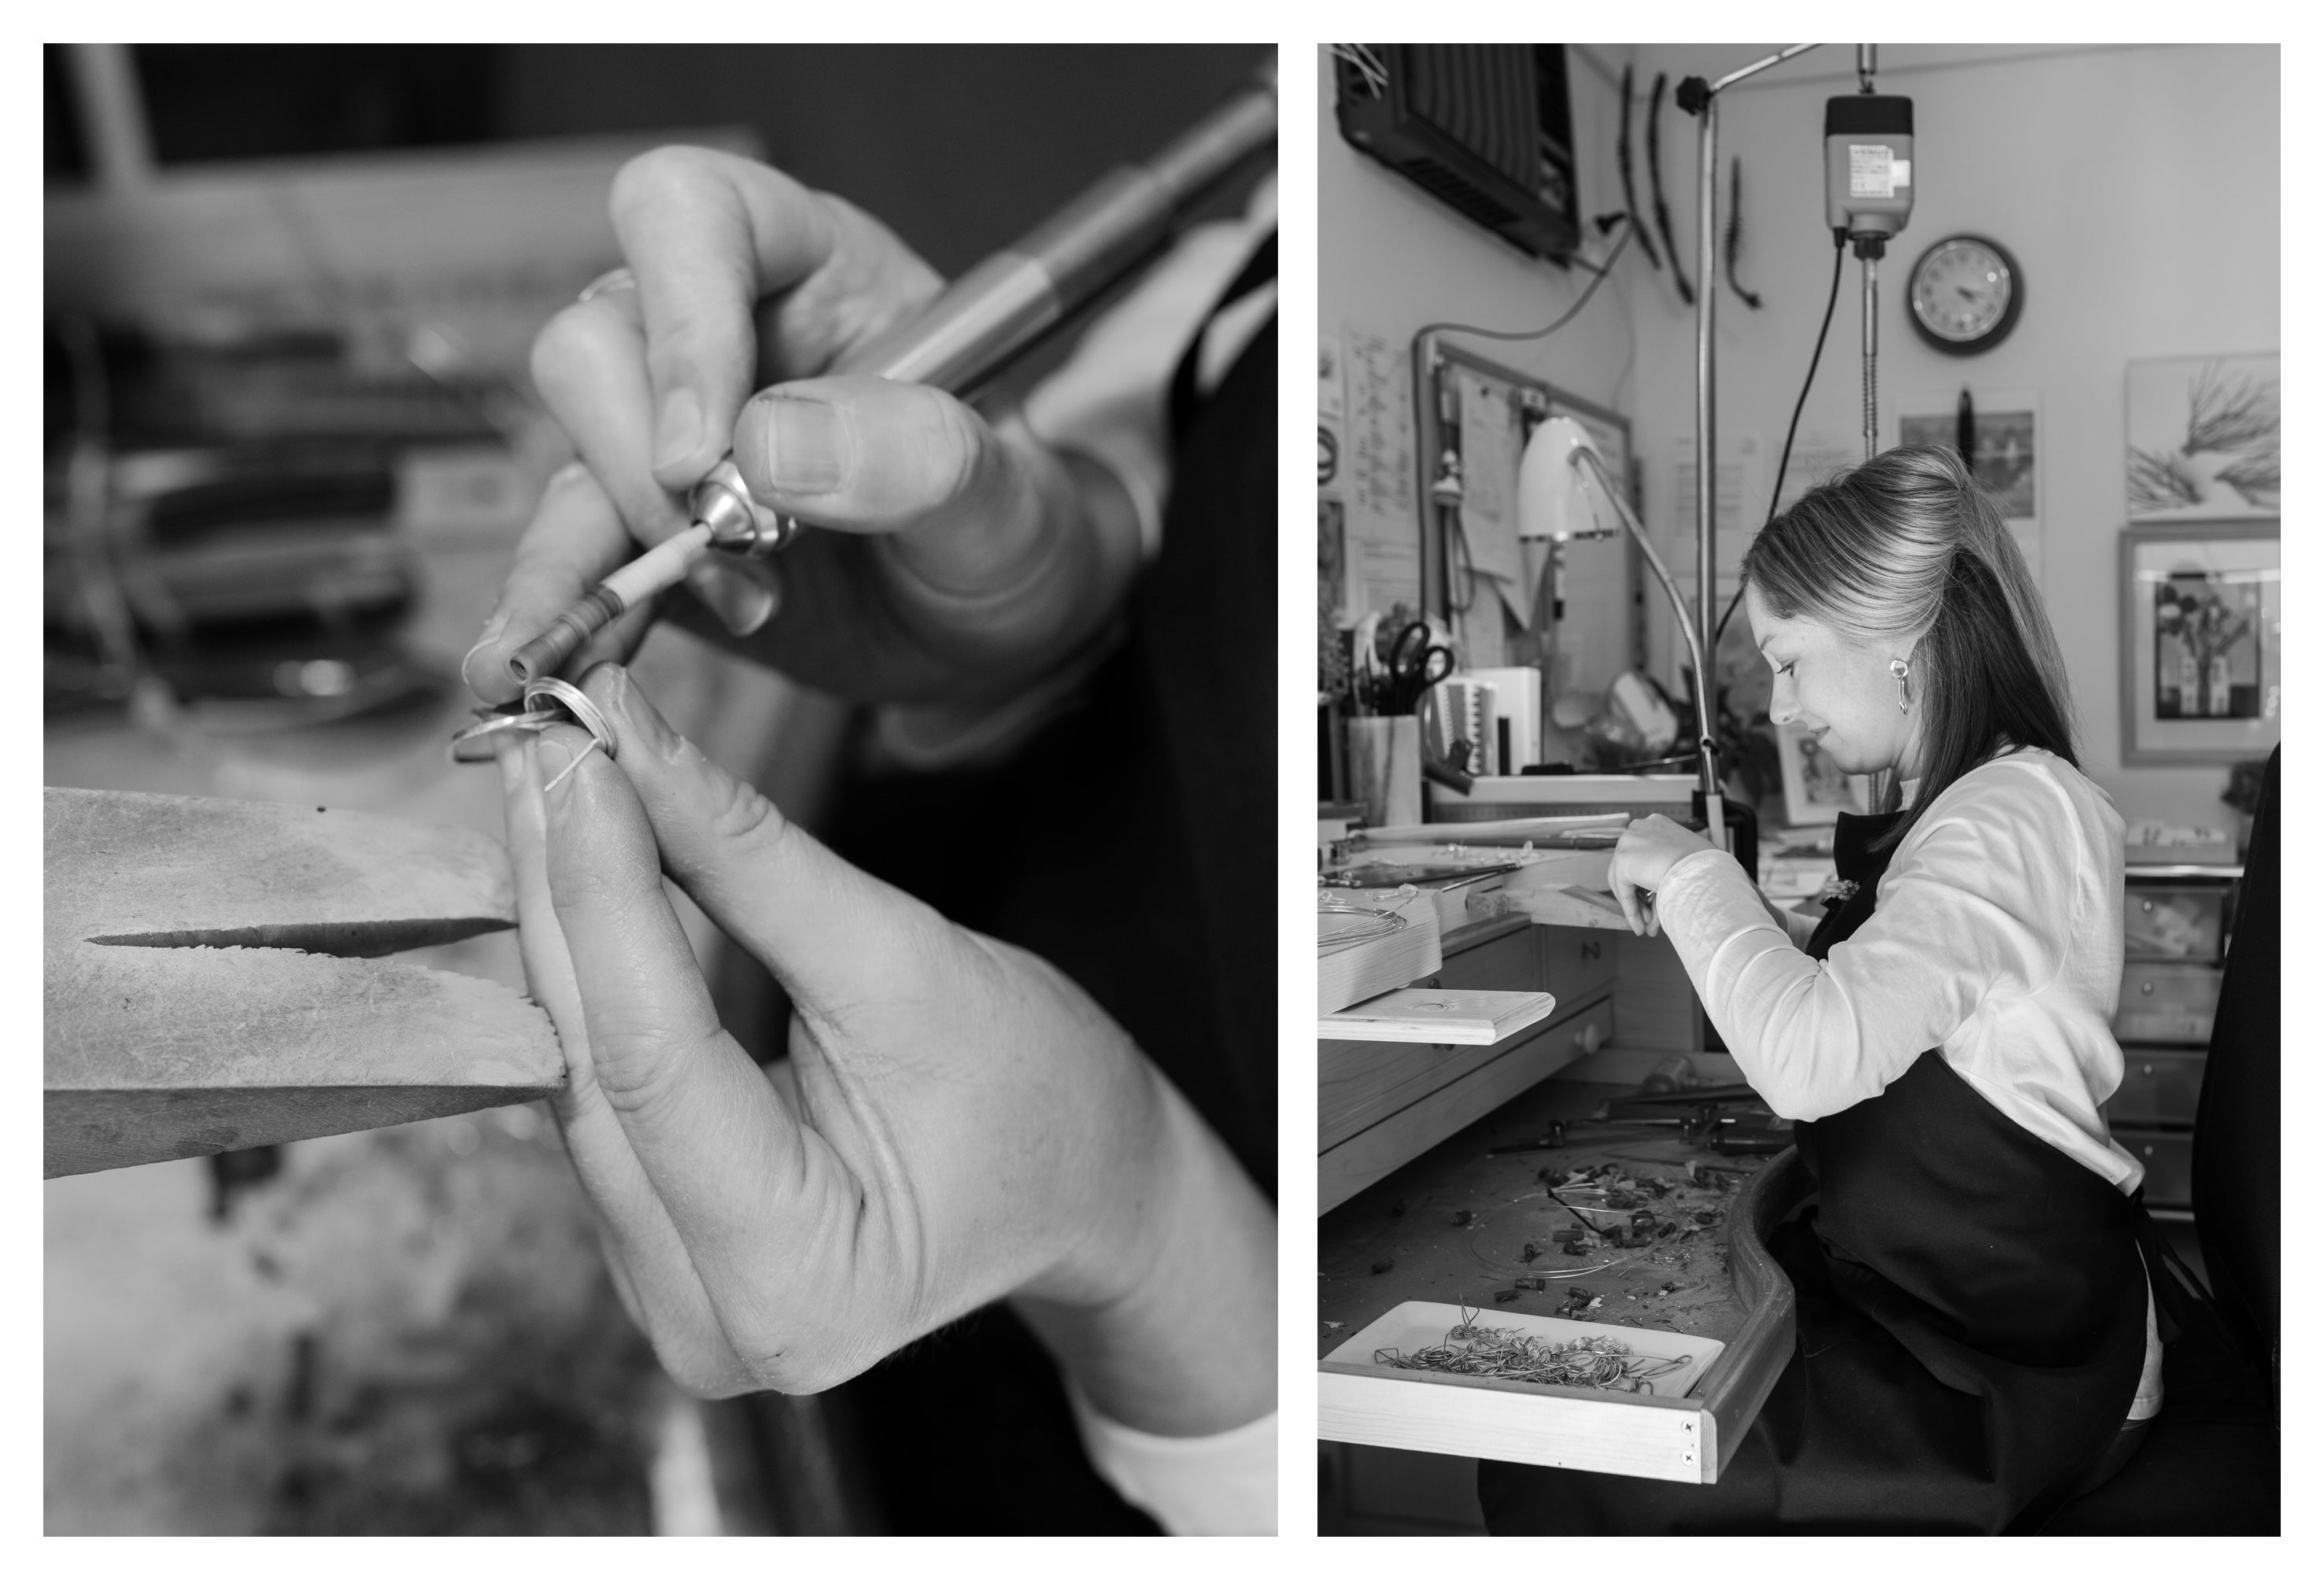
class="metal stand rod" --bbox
[1679,43,1821,855]
[1862,253,1879,459]
[1573,447,1722,850]
[1694,94,1719,777]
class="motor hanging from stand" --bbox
[1823,46,1913,459]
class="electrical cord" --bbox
[1715,229,1847,646]
[1410,218,1633,352]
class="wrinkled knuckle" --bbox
[589,1024,715,1115]
[696,760,789,851]
[925,393,988,507]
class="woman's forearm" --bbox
[1012,1080,1275,1438]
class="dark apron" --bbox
[1480,807,2152,1534]
[817,240,1276,1533]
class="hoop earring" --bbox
[1890,659,1911,713]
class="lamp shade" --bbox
[1515,415,1615,542]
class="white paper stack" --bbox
[1463,666,1542,770]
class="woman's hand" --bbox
[464,146,1142,709]
[495,663,1272,1436]
[1605,814,1717,936]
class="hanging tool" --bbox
[45,788,563,1176]
[1645,72,1694,305]
[1616,65,1663,271]
[508,55,1278,684]
[1724,157,1763,308]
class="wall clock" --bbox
[1908,234,2023,355]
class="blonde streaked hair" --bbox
[1742,445,2077,844]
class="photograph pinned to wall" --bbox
[1669,431,1765,579]
[2125,354,2278,521]
[1892,391,2041,581]
[1320,497,1347,626]
[1318,333,1344,488]
[1339,323,1421,619]
[1775,720,1873,825]
[2119,523,2279,765]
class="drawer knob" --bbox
[2141,980,2154,995]
[2141,1063,2154,1076]
[1572,1021,1606,1054]
[2141,899,2156,914]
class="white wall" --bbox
[1622,42,2279,829]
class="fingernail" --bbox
[653,387,703,471]
[597,666,681,760]
[461,611,511,681]
[685,557,779,637]
[749,394,847,495]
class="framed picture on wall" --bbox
[2125,355,2279,521]
[1890,390,2044,584]
[1774,721,1874,825]
[1891,390,2040,523]
[2119,523,2280,765]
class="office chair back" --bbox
[2190,745,2278,1397]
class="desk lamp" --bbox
[1517,415,1726,852]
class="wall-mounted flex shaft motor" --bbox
[1824,50,1914,459]
[1823,92,1915,254]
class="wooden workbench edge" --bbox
[1693,1147,1808,1479]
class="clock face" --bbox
[1909,237,2020,353]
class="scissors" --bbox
[1378,621,1454,714]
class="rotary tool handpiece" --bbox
[504,57,1276,685]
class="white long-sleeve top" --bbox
[1660,748,2163,1420]
[1657,747,2141,1191]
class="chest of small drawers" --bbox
[2104,863,2241,1209]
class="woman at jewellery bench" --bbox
[1478,447,2170,1534]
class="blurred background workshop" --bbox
[44,42,1274,1536]
[1315,43,2277,1533]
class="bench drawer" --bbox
[2104,1051,2206,1127]
[2113,963,2222,1046]
[1320,999,1613,1210]
[2112,1126,2193,1209]
[1539,925,1617,1008]
[2123,886,2228,962]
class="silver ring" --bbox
[447,706,559,765]
[523,677,619,761]
[578,267,637,304]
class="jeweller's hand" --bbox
[498,663,1273,1436]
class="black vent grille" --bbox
[1400,157,1520,227]
[1332,43,1580,264]
[1402,44,1537,188]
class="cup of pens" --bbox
[1345,617,1452,830]
[1347,715,1421,830]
